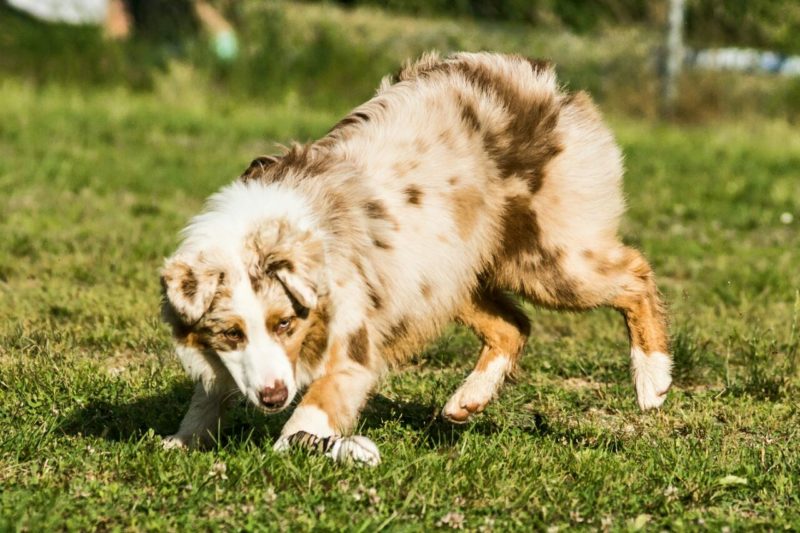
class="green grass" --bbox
[1,70,799,531]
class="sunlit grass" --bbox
[0,75,798,530]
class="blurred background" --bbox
[2,0,800,121]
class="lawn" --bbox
[0,71,798,530]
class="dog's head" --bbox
[161,183,327,412]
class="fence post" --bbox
[661,0,685,118]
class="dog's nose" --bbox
[260,381,288,409]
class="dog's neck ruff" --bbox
[179,180,318,254]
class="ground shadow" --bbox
[58,383,501,450]
[61,383,624,451]
[59,381,289,446]
[60,381,197,441]
[59,383,623,452]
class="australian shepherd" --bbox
[160,52,671,464]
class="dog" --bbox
[160,52,671,463]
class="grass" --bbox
[1,63,799,531]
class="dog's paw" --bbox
[272,435,292,453]
[274,431,381,466]
[442,392,487,424]
[162,434,189,450]
[631,348,672,411]
[442,358,509,423]
[327,436,381,466]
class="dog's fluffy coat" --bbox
[160,52,671,459]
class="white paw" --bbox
[272,435,292,453]
[328,436,381,466]
[442,356,509,423]
[162,434,189,450]
[274,432,381,466]
[631,348,672,410]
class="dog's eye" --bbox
[274,317,294,334]
[224,328,244,342]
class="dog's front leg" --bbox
[275,330,380,464]
[163,381,237,450]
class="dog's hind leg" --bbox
[442,288,530,423]
[163,381,238,450]
[498,244,671,410]
[606,248,671,410]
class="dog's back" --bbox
[279,52,627,362]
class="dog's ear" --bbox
[160,254,220,325]
[265,229,325,311]
[240,155,279,182]
[274,268,318,310]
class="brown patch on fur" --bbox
[181,331,206,351]
[240,155,279,182]
[499,195,539,259]
[353,258,382,312]
[266,259,294,274]
[243,143,333,184]
[373,238,392,250]
[459,98,481,132]
[248,273,262,293]
[520,55,553,74]
[295,305,330,368]
[448,176,459,186]
[422,57,563,194]
[419,280,432,299]
[383,317,409,347]
[404,185,423,206]
[364,199,389,220]
[452,186,484,240]
[347,326,370,365]
[319,190,357,239]
[180,269,198,299]
[493,195,582,307]
[328,111,371,134]
[368,286,382,310]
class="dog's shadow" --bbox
[59,383,507,450]
[60,384,621,454]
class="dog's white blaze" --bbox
[443,355,510,419]
[631,347,672,410]
[217,278,297,408]
[279,405,334,438]
[181,181,318,256]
